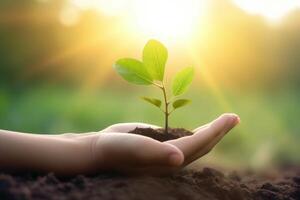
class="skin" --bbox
[0,113,239,176]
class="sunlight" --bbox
[232,0,300,22]
[131,0,203,42]
[70,0,205,43]
[188,48,233,112]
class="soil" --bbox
[1,167,299,200]
[129,127,193,142]
[1,128,299,200]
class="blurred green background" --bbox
[0,0,299,169]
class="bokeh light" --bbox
[231,0,300,22]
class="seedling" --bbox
[113,39,194,133]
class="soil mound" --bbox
[129,127,193,142]
[1,167,299,200]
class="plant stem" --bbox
[153,82,169,134]
[161,85,169,134]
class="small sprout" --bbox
[113,39,195,133]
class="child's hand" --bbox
[0,114,239,176]
[88,113,239,175]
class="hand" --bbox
[0,113,239,176]
[86,113,240,175]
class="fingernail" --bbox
[225,114,239,130]
[229,114,239,123]
[236,116,241,124]
[168,153,182,166]
[232,115,240,126]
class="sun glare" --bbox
[131,0,202,42]
[70,0,204,43]
[232,0,300,22]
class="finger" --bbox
[192,123,210,133]
[95,133,183,169]
[183,115,240,164]
[203,115,240,153]
[192,115,226,133]
[166,113,239,164]
[101,123,160,133]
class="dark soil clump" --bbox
[1,167,299,200]
[129,127,193,142]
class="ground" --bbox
[1,167,299,200]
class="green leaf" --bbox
[141,97,162,108]
[172,67,194,96]
[114,58,153,85]
[143,39,168,81]
[173,99,191,109]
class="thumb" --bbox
[136,141,184,167]
[96,133,184,169]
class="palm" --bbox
[94,113,239,175]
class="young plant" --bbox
[113,39,194,133]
